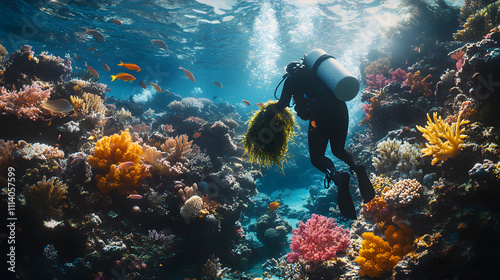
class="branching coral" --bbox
[16,140,64,160]
[454,1,500,42]
[24,176,68,215]
[160,134,193,163]
[405,71,433,97]
[70,92,106,119]
[287,214,350,263]
[366,74,390,90]
[416,110,469,165]
[88,130,145,194]
[0,83,52,120]
[372,139,422,177]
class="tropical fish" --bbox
[74,54,82,60]
[138,81,147,89]
[149,81,162,92]
[255,102,264,108]
[212,81,223,88]
[311,120,317,128]
[151,39,168,49]
[212,95,217,99]
[98,52,102,57]
[165,89,171,95]
[118,61,141,72]
[179,66,195,81]
[85,61,99,78]
[127,194,143,199]
[84,28,105,42]
[111,19,122,25]
[242,100,250,106]
[73,85,80,91]
[99,59,110,71]
[269,201,280,211]
[89,46,96,52]
[111,73,136,82]
[193,132,201,138]
[117,161,135,169]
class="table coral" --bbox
[416,110,470,165]
[88,130,145,195]
[287,214,350,263]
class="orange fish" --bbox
[212,81,223,88]
[138,81,147,89]
[149,81,162,92]
[179,66,195,81]
[255,103,264,108]
[111,19,122,25]
[85,61,99,78]
[111,73,136,82]
[193,132,201,138]
[99,59,110,71]
[269,201,280,211]
[311,120,317,128]
[117,161,135,169]
[151,39,168,49]
[242,100,250,106]
[84,28,105,42]
[118,61,141,72]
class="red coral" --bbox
[0,83,52,120]
[287,214,350,263]
[405,71,433,97]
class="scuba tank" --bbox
[304,49,360,101]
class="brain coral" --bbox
[180,195,203,224]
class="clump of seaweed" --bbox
[454,1,500,41]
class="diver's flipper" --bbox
[354,165,376,203]
[335,171,357,220]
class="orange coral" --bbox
[88,130,146,195]
[361,195,391,222]
[405,71,433,97]
[355,232,401,278]
[160,134,193,163]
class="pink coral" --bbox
[0,83,51,120]
[366,74,390,90]
[390,68,407,84]
[287,214,350,263]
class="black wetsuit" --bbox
[275,66,356,174]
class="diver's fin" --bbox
[354,165,376,203]
[335,171,357,220]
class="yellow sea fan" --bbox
[416,110,469,165]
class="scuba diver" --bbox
[266,51,375,219]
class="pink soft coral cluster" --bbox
[366,74,390,90]
[0,83,52,120]
[287,214,350,263]
[390,68,407,83]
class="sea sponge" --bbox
[454,1,500,42]
[180,195,203,224]
[355,232,402,278]
[243,100,296,169]
[88,130,145,194]
[416,110,469,165]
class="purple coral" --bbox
[390,68,407,83]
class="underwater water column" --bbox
[247,1,281,88]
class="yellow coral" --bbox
[88,130,144,194]
[355,232,401,278]
[70,92,106,119]
[416,110,469,165]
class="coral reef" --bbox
[372,138,423,177]
[15,140,64,160]
[0,139,15,172]
[454,1,500,42]
[382,179,424,211]
[405,70,433,97]
[24,176,68,217]
[70,92,106,119]
[364,57,392,77]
